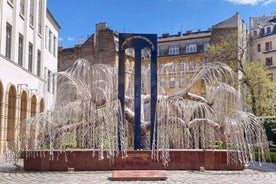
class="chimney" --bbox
[96,22,108,31]
[162,33,169,37]
[186,30,192,34]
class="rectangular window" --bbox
[53,36,57,57]
[170,62,176,73]
[265,41,272,51]
[47,70,51,92]
[160,79,166,87]
[48,31,52,53]
[168,45,180,55]
[19,0,25,16]
[6,23,12,59]
[186,43,197,53]
[253,30,258,36]
[179,60,186,72]
[257,44,261,52]
[52,74,55,94]
[189,59,196,70]
[267,26,271,34]
[266,57,273,66]
[18,34,24,66]
[45,27,48,49]
[169,78,176,88]
[37,50,41,77]
[179,78,185,87]
[28,43,33,72]
[203,42,209,52]
[38,0,42,34]
[29,0,34,26]
[160,62,165,70]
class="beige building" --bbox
[249,14,276,109]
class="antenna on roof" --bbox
[78,36,83,45]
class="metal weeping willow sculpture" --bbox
[9,34,269,169]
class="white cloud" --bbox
[263,0,276,5]
[58,37,64,42]
[225,0,276,5]
[67,36,74,41]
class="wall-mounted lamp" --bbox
[17,84,28,91]
[30,89,39,94]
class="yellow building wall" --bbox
[157,54,206,96]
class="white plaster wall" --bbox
[0,0,59,153]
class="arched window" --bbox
[39,98,44,113]
[19,91,27,139]
[29,95,37,149]
[7,85,16,149]
[31,95,37,117]
[0,82,3,149]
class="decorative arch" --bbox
[7,85,16,149]
[39,98,44,113]
[118,33,157,150]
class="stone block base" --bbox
[23,149,244,171]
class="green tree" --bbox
[206,31,276,116]
[243,61,275,116]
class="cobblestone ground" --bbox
[1,156,276,184]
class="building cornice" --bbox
[47,9,61,30]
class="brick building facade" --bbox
[58,23,116,71]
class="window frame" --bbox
[265,41,272,51]
[19,0,25,17]
[266,26,271,34]
[168,45,180,55]
[29,0,34,26]
[18,34,24,66]
[179,60,186,72]
[28,43,33,72]
[38,0,42,35]
[169,78,176,88]
[203,42,209,52]
[265,57,273,66]
[257,44,261,52]
[37,50,41,77]
[189,59,196,70]
[186,43,197,53]
[5,23,12,59]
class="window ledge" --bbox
[29,24,34,30]
[19,13,25,20]
[7,1,14,8]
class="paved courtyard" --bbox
[1,155,276,184]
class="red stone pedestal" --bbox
[23,149,244,171]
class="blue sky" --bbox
[47,0,276,48]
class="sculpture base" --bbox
[23,149,244,171]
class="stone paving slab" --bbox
[1,155,276,184]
